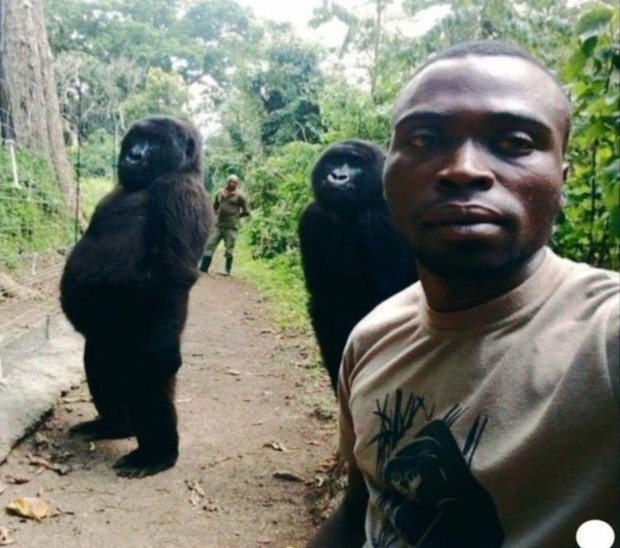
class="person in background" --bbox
[199,174,250,276]
[307,40,619,547]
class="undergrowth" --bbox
[234,231,312,333]
[0,147,73,268]
[78,176,114,220]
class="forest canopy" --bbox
[41,0,620,270]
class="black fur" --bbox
[60,115,213,478]
[299,139,417,393]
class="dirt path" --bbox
[0,273,338,547]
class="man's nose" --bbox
[435,140,494,191]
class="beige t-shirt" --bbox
[339,248,619,547]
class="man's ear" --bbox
[562,162,570,182]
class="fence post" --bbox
[6,138,21,189]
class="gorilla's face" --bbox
[311,140,385,213]
[119,116,199,191]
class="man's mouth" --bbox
[418,203,506,240]
[421,203,504,227]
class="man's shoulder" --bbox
[551,252,619,299]
[542,251,619,334]
[351,283,423,339]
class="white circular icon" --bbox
[576,520,615,548]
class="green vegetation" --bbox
[245,142,319,262]
[78,177,115,220]
[0,147,74,266]
[41,0,618,275]
[553,6,620,267]
[234,234,312,333]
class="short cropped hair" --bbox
[412,40,560,83]
[402,40,572,150]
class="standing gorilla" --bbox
[60,115,212,478]
[299,139,417,393]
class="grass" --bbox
[78,177,114,219]
[233,234,313,333]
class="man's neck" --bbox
[418,248,547,312]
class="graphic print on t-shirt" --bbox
[368,389,505,547]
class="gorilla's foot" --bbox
[113,448,178,479]
[69,418,134,440]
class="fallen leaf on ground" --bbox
[273,471,304,483]
[203,455,233,468]
[185,480,206,507]
[51,506,76,518]
[6,496,49,521]
[3,475,30,485]
[27,454,72,476]
[0,526,15,546]
[263,441,287,452]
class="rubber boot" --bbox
[222,254,233,276]
[199,255,212,273]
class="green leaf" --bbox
[564,50,588,81]
[581,35,598,57]
[575,6,613,42]
[601,160,620,210]
[608,204,620,237]
[583,121,608,141]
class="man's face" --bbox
[383,55,569,279]
[226,179,238,191]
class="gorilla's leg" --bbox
[114,373,179,478]
[113,300,185,478]
[70,339,133,439]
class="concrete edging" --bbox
[0,316,84,462]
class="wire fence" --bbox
[0,131,78,383]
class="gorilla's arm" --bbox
[144,174,211,286]
[298,202,335,297]
[355,208,415,300]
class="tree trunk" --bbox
[0,0,76,208]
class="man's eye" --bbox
[409,133,442,149]
[495,135,535,155]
